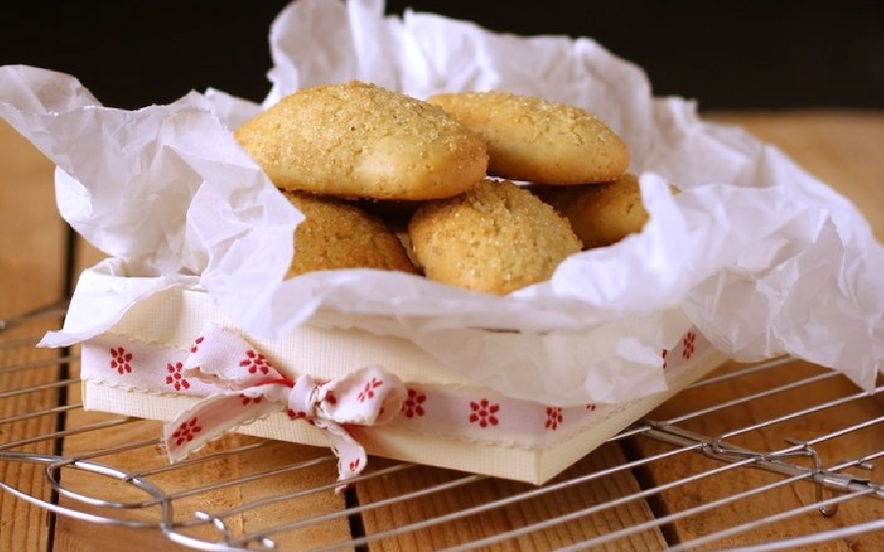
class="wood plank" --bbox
[634,360,884,551]
[0,120,67,319]
[357,443,667,551]
[638,112,884,550]
[0,120,68,552]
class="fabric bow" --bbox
[163,323,405,487]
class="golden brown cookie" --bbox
[408,179,582,295]
[235,81,488,200]
[282,190,419,278]
[427,90,630,185]
[563,173,650,249]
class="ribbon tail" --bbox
[183,323,287,387]
[314,420,367,493]
[164,392,277,462]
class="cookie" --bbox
[427,90,629,185]
[408,179,582,295]
[235,81,488,200]
[563,173,649,249]
[282,190,419,278]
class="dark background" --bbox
[1,1,882,111]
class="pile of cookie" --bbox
[234,81,649,295]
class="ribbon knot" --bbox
[288,374,322,418]
[163,323,405,488]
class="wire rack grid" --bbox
[1,303,882,551]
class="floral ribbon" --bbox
[163,323,405,487]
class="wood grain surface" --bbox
[1,112,882,551]
[357,444,668,551]
[0,119,67,552]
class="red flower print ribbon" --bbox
[163,323,406,488]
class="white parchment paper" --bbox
[1,0,881,406]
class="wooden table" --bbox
[1,112,882,551]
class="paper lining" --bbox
[0,0,880,406]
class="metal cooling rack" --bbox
[1,303,882,551]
